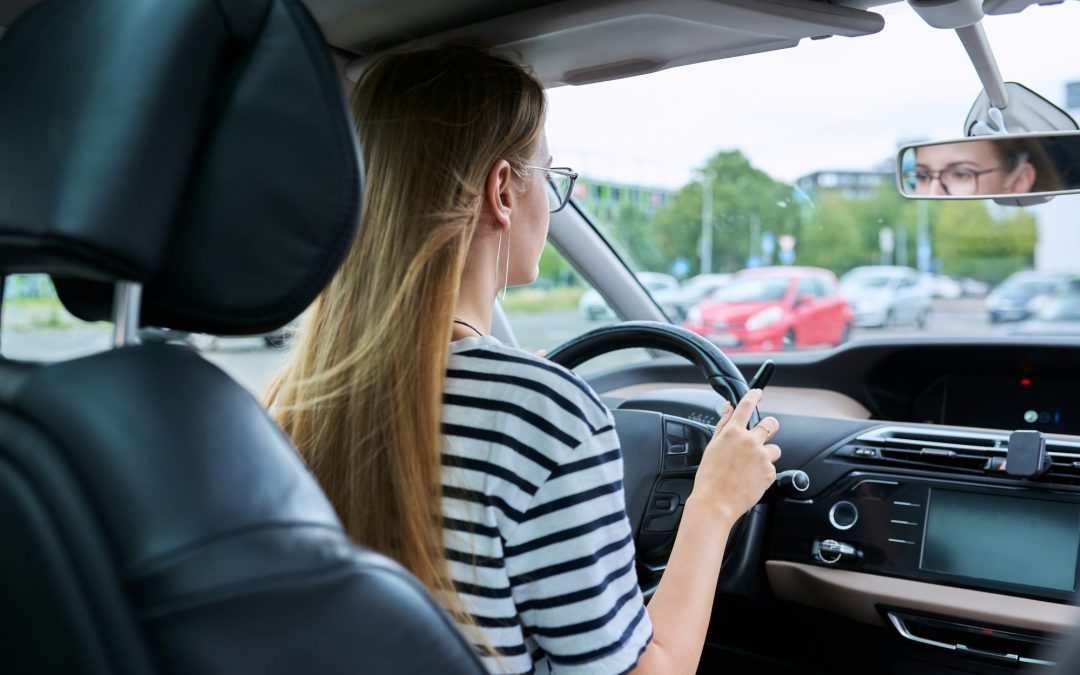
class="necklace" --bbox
[453,318,484,337]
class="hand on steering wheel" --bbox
[688,389,782,524]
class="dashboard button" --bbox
[829,501,859,530]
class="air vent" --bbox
[834,426,1080,486]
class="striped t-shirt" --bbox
[441,335,653,674]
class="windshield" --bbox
[534,2,1080,355]
[1001,279,1061,294]
[841,276,892,291]
[711,277,790,303]
[1038,294,1080,321]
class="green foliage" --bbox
[930,202,1036,284]
[650,151,801,274]
[501,287,584,313]
[537,242,582,286]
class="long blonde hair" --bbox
[265,45,546,627]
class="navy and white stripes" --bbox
[442,335,652,674]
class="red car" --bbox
[684,266,854,352]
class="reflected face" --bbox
[911,140,1035,196]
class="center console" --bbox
[770,474,1080,603]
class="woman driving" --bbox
[266,44,781,674]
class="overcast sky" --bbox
[545,2,1080,190]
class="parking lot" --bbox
[2,298,1014,397]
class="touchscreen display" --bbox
[922,489,1080,592]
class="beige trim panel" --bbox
[601,383,871,420]
[767,561,1080,633]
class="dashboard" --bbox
[585,339,1080,671]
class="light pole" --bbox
[699,168,713,275]
[916,199,931,273]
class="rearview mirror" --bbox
[896,132,1080,200]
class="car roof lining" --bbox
[0,1,1062,88]
[333,0,887,86]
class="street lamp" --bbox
[698,168,713,275]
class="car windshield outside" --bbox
[841,276,893,291]
[711,277,790,303]
[1038,294,1080,322]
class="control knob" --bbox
[815,539,861,565]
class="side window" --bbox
[1,273,290,396]
[811,277,832,297]
[796,279,817,299]
[1,274,110,362]
[502,242,650,375]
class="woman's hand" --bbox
[686,389,781,523]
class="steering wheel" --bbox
[547,320,763,596]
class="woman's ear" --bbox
[1007,161,1037,193]
[483,160,514,231]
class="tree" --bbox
[930,201,1036,284]
[650,150,800,274]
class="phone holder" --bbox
[1005,429,1050,478]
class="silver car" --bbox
[840,266,934,328]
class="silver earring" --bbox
[494,227,511,302]
[501,226,511,301]
[494,230,503,301]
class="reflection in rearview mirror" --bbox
[897,132,1080,200]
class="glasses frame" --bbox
[523,165,578,212]
[903,166,1003,196]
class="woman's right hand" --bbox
[686,389,781,523]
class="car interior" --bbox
[3,0,1080,674]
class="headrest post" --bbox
[112,281,143,348]
[0,275,5,352]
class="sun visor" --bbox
[343,0,884,87]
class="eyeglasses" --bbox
[523,165,578,212]
[902,166,1002,195]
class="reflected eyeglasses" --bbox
[903,167,1002,195]
[523,165,578,212]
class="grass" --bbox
[501,286,585,314]
[3,296,86,331]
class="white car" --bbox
[840,266,934,328]
[578,271,678,321]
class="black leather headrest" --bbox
[0,0,361,334]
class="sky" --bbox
[544,2,1080,190]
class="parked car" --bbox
[925,273,963,300]
[840,265,933,328]
[578,270,678,321]
[957,276,990,298]
[683,266,853,352]
[1007,292,1080,338]
[985,270,1074,323]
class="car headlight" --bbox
[745,306,783,331]
[687,306,702,324]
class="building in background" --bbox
[572,177,672,224]
[795,165,894,201]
